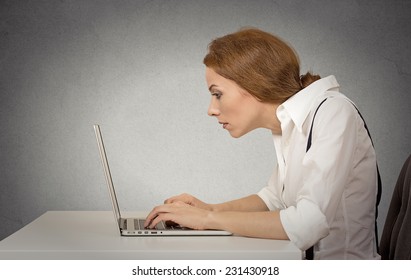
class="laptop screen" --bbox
[94,124,122,228]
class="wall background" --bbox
[1,0,410,242]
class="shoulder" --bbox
[314,93,358,119]
[309,93,360,135]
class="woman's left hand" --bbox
[144,201,211,230]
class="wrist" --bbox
[205,210,219,230]
[209,203,223,212]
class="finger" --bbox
[145,203,179,228]
[165,193,192,204]
[144,214,158,228]
[164,197,175,204]
[164,193,186,204]
[144,205,166,228]
[146,203,188,228]
[148,213,174,229]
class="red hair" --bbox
[203,28,320,104]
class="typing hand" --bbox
[144,201,210,230]
[164,193,213,211]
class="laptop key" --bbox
[137,219,145,230]
[156,221,166,230]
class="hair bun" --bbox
[300,72,321,88]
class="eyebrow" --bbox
[208,84,217,92]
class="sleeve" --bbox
[257,164,284,211]
[280,97,359,250]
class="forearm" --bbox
[210,194,269,212]
[206,210,289,240]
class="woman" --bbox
[144,28,380,260]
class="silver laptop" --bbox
[94,124,231,236]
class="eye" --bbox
[211,92,222,100]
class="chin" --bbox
[228,129,248,138]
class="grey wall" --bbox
[1,0,410,242]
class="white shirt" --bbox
[257,76,380,259]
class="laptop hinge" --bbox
[119,218,126,230]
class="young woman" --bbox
[144,28,380,260]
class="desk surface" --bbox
[0,211,301,260]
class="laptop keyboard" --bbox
[131,219,187,230]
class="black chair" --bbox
[380,154,411,259]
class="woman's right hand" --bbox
[164,193,214,211]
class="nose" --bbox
[207,98,220,117]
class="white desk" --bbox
[0,211,302,260]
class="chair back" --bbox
[380,154,411,259]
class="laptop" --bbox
[93,124,232,236]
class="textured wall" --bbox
[1,0,410,242]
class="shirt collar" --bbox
[276,75,340,133]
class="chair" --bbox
[380,154,411,259]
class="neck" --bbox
[260,103,282,134]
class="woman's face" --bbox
[206,67,281,138]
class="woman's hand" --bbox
[143,194,288,240]
[144,200,212,230]
[164,193,213,211]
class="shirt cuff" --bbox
[280,199,329,250]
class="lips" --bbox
[219,121,229,129]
